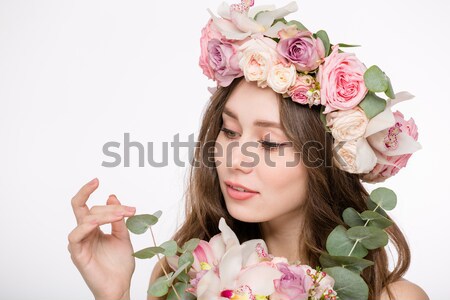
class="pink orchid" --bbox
[194,218,282,300]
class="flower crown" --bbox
[199,0,421,183]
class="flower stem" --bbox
[347,205,379,256]
[149,226,181,300]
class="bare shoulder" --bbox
[380,278,429,300]
[147,263,165,300]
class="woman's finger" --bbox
[89,203,136,216]
[107,195,134,241]
[71,178,99,224]
[68,219,99,247]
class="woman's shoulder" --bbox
[380,278,429,300]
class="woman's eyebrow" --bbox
[223,107,282,129]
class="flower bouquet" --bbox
[126,187,399,300]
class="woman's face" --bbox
[214,80,308,224]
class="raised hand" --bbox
[68,178,136,300]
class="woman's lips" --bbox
[225,181,259,201]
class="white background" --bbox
[0,0,448,299]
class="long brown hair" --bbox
[164,78,410,300]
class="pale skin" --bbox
[68,81,429,300]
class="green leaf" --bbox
[326,225,368,258]
[347,226,389,250]
[132,246,164,259]
[364,65,389,93]
[342,208,365,227]
[316,30,331,56]
[153,210,163,219]
[367,198,388,218]
[181,238,200,253]
[385,77,395,99]
[178,252,194,270]
[319,105,330,132]
[370,187,397,211]
[160,240,178,257]
[176,271,190,283]
[324,267,369,300]
[170,261,192,284]
[148,273,172,297]
[286,20,308,31]
[337,43,361,48]
[126,214,158,234]
[359,92,387,119]
[167,282,195,300]
[360,211,393,229]
[319,252,374,273]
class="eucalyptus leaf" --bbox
[342,207,365,227]
[176,271,190,284]
[324,267,369,300]
[178,252,194,270]
[319,105,330,132]
[337,43,361,48]
[360,210,393,229]
[148,274,173,297]
[367,198,388,218]
[170,261,192,284]
[126,214,158,234]
[364,65,389,93]
[370,187,397,211]
[160,240,178,257]
[359,92,386,119]
[167,282,195,300]
[286,20,308,31]
[347,226,389,250]
[385,76,395,99]
[326,225,368,258]
[181,238,200,253]
[133,246,164,259]
[319,252,374,273]
[153,210,163,219]
[316,30,331,56]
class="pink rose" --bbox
[288,74,320,106]
[271,263,313,300]
[362,111,419,183]
[317,45,368,114]
[277,30,325,72]
[199,19,223,80]
[207,39,243,87]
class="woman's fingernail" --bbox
[88,178,98,185]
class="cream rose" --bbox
[267,63,297,94]
[326,107,369,141]
[333,138,377,174]
[239,37,280,87]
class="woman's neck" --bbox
[259,211,307,264]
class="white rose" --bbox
[326,107,369,141]
[239,37,279,87]
[267,63,297,94]
[333,138,377,174]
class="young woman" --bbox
[68,1,429,299]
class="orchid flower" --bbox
[195,218,282,300]
[208,1,298,40]
[364,92,422,164]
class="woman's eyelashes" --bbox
[220,127,290,151]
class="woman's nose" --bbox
[228,140,259,173]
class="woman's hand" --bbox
[68,178,136,300]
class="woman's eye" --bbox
[258,140,291,151]
[220,127,239,139]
